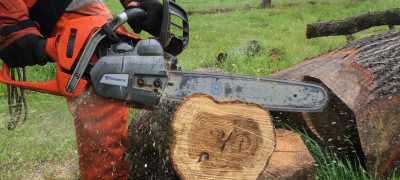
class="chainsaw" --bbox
[0,0,328,115]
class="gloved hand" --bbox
[0,34,49,68]
[121,0,163,36]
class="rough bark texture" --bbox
[306,8,400,39]
[128,95,315,180]
[272,30,400,177]
[258,129,315,180]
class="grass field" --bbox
[0,0,399,179]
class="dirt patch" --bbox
[269,48,284,61]
[188,5,258,15]
[24,158,79,180]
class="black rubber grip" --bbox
[125,8,147,22]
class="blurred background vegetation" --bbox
[0,0,399,179]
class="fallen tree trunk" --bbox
[306,8,400,39]
[272,30,400,177]
[128,95,315,179]
[261,0,271,8]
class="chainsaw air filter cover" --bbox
[90,39,168,107]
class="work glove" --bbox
[121,0,163,36]
[0,34,49,68]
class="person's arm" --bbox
[120,0,163,36]
[0,0,49,67]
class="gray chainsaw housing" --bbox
[90,39,168,107]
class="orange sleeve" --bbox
[0,0,41,48]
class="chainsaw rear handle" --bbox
[0,9,146,97]
[0,64,87,96]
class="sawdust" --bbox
[127,101,180,180]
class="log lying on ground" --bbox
[272,30,400,177]
[306,8,400,39]
[261,0,272,8]
[128,94,315,179]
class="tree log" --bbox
[172,95,274,179]
[261,0,271,8]
[128,95,315,179]
[271,30,400,177]
[306,8,400,39]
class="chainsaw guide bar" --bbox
[163,71,329,112]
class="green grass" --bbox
[0,94,76,179]
[1,0,400,179]
[300,131,369,180]
[178,0,397,75]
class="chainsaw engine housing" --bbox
[90,39,168,107]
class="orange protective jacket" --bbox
[0,0,134,47]
[0,0,42,48]
[0,0,135,179]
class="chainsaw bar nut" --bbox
[153,78,162,88]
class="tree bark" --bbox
[261,0,271,8]
[128,94,315,179]
[271,30,400,177]
[306,8,400,39]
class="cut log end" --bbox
[128,94,315,180]
[171,94,275,180]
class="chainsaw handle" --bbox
[0,64,58,94]
[0,64,87,96]
[108,8,147,31]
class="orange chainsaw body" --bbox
[0,13,140,97]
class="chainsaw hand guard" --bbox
[159,0,189,55]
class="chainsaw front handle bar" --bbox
[0,8,146,97]
[109,8,147,31]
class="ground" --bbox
[0,0,399,179]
